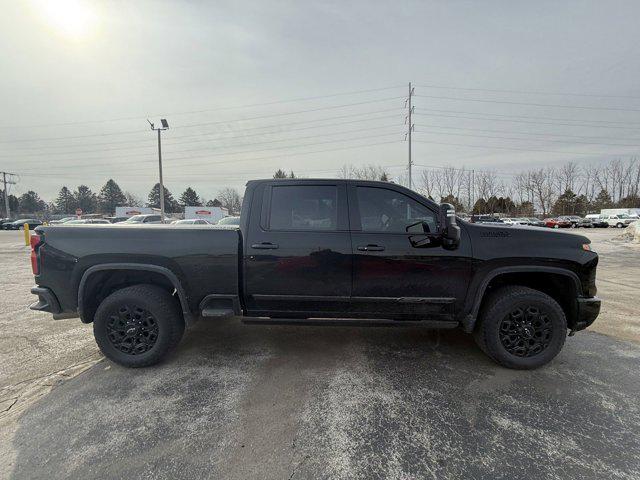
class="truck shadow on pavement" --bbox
[10,319,640,480]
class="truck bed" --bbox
[34,225,241,321]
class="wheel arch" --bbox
[78,263,193,325]
[463,266,582,333]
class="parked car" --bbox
[5,218,42,230]
[544,218,572,229]
[0,218,16,229]
[216,216,241,226]
[600,214,634,228]
[502,218,528,226]
[559,215,592,228]
[104,216,129,224]
[584,214,608,228]
[172,219,214,225]
[49,217,76,225]
[63,219,111,225]
[29,179,600,371]
[119,214,166,224]
[526,218,546,227]
[469,215,504,224]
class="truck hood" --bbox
[463,222,591,262]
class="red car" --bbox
[544,218,572,228]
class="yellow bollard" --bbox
[24,223,30,246]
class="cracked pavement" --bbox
[1,229,639,479]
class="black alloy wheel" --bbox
[106,304,159,355]
[498,306,552,357]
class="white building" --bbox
[184,206,228,222]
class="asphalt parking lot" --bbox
[1,228,639,479]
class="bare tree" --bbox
[529,167,557,216]
[217,187,242,215]
[338,164,390,181]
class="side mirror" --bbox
[439,203,460,250]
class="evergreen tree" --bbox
[552,189,577,216]
[593,189,613,211]
[440,194,465,212]
[273,169,296,179]
[98,179,127,214]
[179,187,202,206]
[147,183,179,213]
[206,198,222,207]
[18,191,46,214]
[74,185,97,213]
[55,186,76,214]
[472,198,488,214]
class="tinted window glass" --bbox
[269,185,338,231]
[356,187,437,233]
[144,215,161,223]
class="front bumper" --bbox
[574,296,601,332]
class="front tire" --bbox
[93,284,185,368]
[616,222,624,228]
[474,286,567,369]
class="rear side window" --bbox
[356,186,437,233]
[269,185,338,231]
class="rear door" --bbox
[348,183,472,320]
[244,181,352,317]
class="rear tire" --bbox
[473,286,567,369]
[93,284,185,368]
[616,222,624,228]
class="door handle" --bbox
[357,244,385,252]
[251,242,279,250]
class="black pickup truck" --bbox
[29,179,600,369]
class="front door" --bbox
[244,182,352,317]
[348,183,472,320]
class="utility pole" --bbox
[405,82,415,189]
[1,171,17,219]
[148,119,169,223]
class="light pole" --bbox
[148,119,169,223]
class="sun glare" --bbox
[31,0,99,40]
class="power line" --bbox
[413,128,640,148]
[413,139,626,156]
[0,85,405,129]
[0,105,404,145]
[6,123,404,162]
[413,111,640,131]
[415,108,640,127]
[16,140,404,178]
[414,83,640,100]
[14,133,405,173]
[414,94,640,113]
[173,96,405,129]
[414,123,640,143]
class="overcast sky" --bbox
[1,0,640,203]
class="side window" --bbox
[269,185,338,231]
[356,186,437,233]
[145,215,160,223]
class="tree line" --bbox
[0,179,244,217]
[3,160,638,218]
[418,157,640,216]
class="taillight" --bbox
[30,234,42,275]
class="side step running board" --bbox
[241,318,458,328]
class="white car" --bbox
[172,219,214,225]
[600,214,635,228]
[502,218,528,226]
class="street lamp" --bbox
[148,118,169,222]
